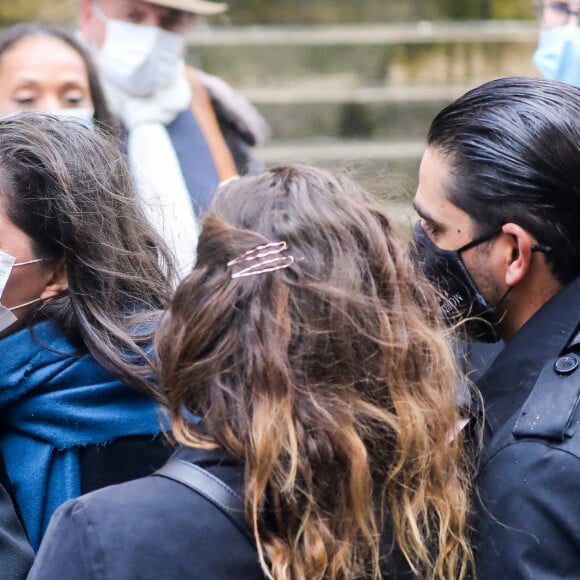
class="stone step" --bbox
[257,138,425,163]
[219,0,533,25]
[0,1,533,28]
[188,21,539,88]
[255,138,420,229]
[243,84,476,139]
[256,137,422,191]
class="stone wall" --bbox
[0,0,77,24]
[223,0,534,24]
[0,0,534,26]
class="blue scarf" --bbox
[0,320,164,549]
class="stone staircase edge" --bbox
[256,139,427,162]
[189,20,538,46]
[241,83,490,104]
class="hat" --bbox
[152,0,227,15]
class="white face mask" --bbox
[93,3,186,97]
[0,251,47,333]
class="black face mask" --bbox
[411,222,506,343]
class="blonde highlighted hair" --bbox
[157,165,474,579]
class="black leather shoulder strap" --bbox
[154,459,254,546]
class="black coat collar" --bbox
[477,275,580,439]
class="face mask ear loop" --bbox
[8,297,43,312]
[531,243,553,254]
[13,257,50,267]
[488,285,513,332]
[457,228,503,254]
[495,286,512,309]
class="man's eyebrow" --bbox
[412,200,438,227]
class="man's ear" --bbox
[40,259,68,301]
[501,223,534,287]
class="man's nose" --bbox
[38,95,62,112]
[141,11,163,28]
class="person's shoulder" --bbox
[43,473,228,560]
[482,337,580,461]
[482,437,580,471]
[478,438,580,503]
[72,448,244,532]
[38,454,263,580]
[71,472,177,518]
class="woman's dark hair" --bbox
[157,165,473,579]
[428,75,580,284]
[0,112,174,393]
[0,23,117,136]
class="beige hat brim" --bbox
[151,0,227,15]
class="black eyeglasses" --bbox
[534,2,580,27]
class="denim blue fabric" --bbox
[0,320,163,548]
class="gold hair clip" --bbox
[228,241,295,279]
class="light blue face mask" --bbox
[533,26,580,87]
[0,108,95,131]
[51,107,95,131]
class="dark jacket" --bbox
[0,450,33,580]
[474,275,580,578]
[30,446,415,579]
[28,447,264,580]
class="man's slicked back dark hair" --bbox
[427,76,580,284]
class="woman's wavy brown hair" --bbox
[157,165,473,579]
